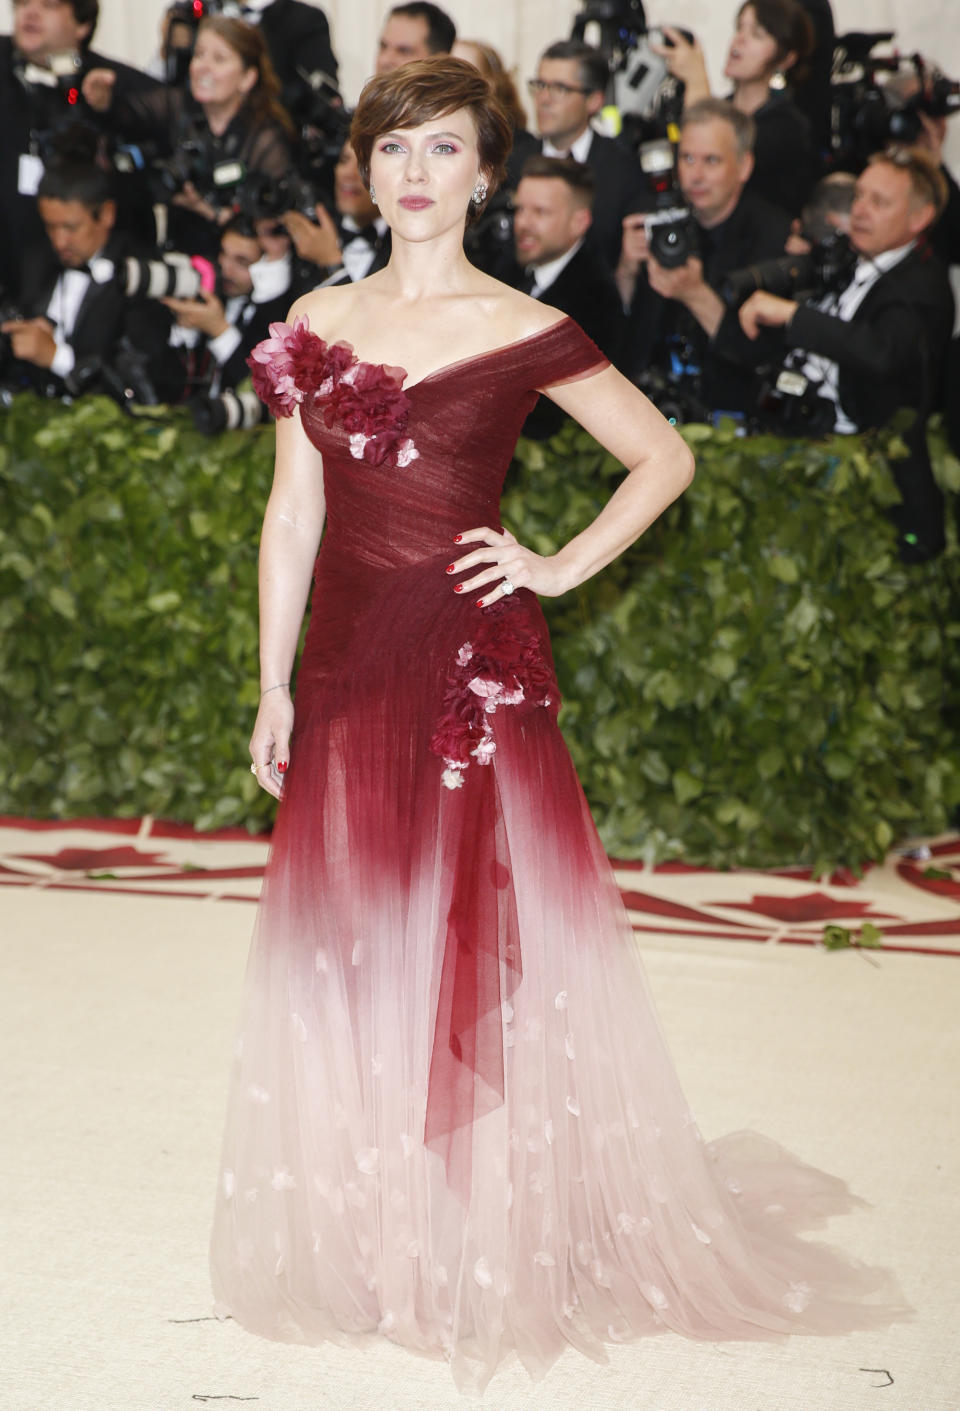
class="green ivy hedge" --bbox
[1,393,958,869]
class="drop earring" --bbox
[369,182,378,203]
[471,178,488,205]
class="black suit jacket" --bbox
[0,37,160,298]
[627,190,792,413]
[715,243,955,558]
[541,131,646,271]
[18,228,181,402]
[196,289,293,395]
[505,241,624,440]
[747,93,817,217]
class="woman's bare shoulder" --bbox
[286,284,358,336]
[481,281,571,343]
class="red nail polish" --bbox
[476,598,485,607]
[277,761,288,774]
[445,563,455,573]
[453,534,463,543]
[454,583,463,592]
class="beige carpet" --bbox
[1,822,958,1411]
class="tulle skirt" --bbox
[209,628,905,1392]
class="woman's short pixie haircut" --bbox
[350,56,513,214]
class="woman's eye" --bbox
[379,142,404,153]
[432,143,456,154]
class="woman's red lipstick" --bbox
[399,196,434,210]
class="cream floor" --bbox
[1,881,958,1411]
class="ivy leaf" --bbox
[858,923,883,948]
[672,770,704,804]
[767,555,799,583]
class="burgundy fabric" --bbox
[280,317,607,1193]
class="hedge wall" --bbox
[1,392,958,870]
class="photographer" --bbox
[0,159,180,404]
[81,15,294,262]
[528,39,646,269]
[506,154,625,437]
[164,213,294,403]
[280,141,390,289]
[0,0,160,298]
[618,99,791,417]
[723,147,953,560]
[652,0,817,216]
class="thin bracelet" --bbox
[260,681,290,697]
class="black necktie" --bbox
[518,267,538,296]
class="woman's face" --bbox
[367,107,484,240]
[190,30,257,109]
[724,6,782,85]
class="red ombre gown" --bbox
[209,315,903,1391]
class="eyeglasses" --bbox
[527,79,591,98]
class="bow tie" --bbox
[341,223,381,249]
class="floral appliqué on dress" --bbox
[247,317,419,469]
[430,600,560,789]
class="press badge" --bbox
[213,161,245,187]
[18,153,44,196]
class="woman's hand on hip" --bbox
[445,526,573,607]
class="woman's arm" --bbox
[450,364,695,605]
[249,408,326,797]
[245,121,295,180]
[81,70,175,151]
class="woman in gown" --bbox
[210,57,904,1393]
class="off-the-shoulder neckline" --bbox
[291,311,574,392]
[401,313,573,391]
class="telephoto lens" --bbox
[190,388,267,435]
[119,254,206,300]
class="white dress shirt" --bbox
[45,252,113,379]
[541,128,595,163]
[340,215,389,284]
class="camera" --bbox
[571,2,692,147]
[634,364,709,425]
[754,367,837,438]
[830,33,960,169]
[151,131,246,209]
[235,168,324,223]
[721,230,857,306]
[465,188,515,276]
[190,386,267,434]
[86,251,216,301]
[637,139,698,268]
[163,1,225,85]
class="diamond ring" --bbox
[501,579,515,595]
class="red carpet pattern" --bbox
[2,816,957,955]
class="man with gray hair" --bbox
[617,97,791,416]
